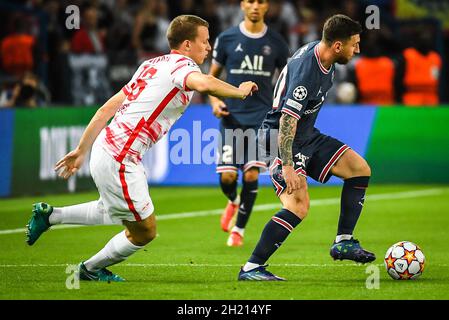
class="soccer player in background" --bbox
[209,0,289,247]
[25,15,257,282]
[238,14,376,281]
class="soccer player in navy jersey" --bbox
[208,0,289,247]
[238,14,376,281]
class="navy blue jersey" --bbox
[262,41,335,143]
[213,22,289,126]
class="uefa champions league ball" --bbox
[384,241,425,280]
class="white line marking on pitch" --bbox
[0,188,446,236]
[0,263,447,268]
[0,263,384,268]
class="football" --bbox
[384,241,425,280]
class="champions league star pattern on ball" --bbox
[384,241,426,280]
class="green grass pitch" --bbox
[0,184,448,300]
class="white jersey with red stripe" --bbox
[97,52,201,164]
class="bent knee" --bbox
[299,202,310,220]
[220,172,238,184]
[138,232,156,246]
[349,158,371,177]
[128,227,157,246]
[143,227,157,244]
[357,161,371,177]
[285,200,309,220]
[243,169,259,182]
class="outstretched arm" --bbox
[207,63,229,118]
[55,90,126,179]
[185,72,257,100]
[278,113,302,194]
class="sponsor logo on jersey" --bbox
[293,86,307,101]
[303,97,325,115]
[235,43,243,52]
[230,55,271,77]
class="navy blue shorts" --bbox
[268,133,350,197]
[216,117,267,174]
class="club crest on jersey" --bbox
[294,152,310,168]
[187,61,199,68]
[262,45,272,55]
[293,86,307,101]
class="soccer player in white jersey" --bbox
[25,15,258,282]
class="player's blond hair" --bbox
[166,15,209,49]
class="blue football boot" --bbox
[238,265,285,281]
[78,262,125,282]
[330,238,376,263]
[26,202,53,245]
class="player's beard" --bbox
[335,55,351,65]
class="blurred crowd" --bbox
[0,0,447,108]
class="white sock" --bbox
[336,234,353,243]
[49,201,120,225]
[232,195,240,205]
[84,230,143,271]
[231,226,245,236]
[242,262,260,272]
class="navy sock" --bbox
[337,176,370,236]
[235,179,258,229]
[219,175,237,202]
[249,208,301,265]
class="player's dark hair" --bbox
[322,14,362,44]
[241,0,270,3]
[166,15,209,49]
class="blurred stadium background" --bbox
[0,0,449,300]
[0,0,448,195]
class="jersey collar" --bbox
[239,22,267,39]
[314,43,331,74]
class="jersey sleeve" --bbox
[212,34,227,66]
[122,62,147,95]
[170,58,202,91]
[281,61,319,120]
